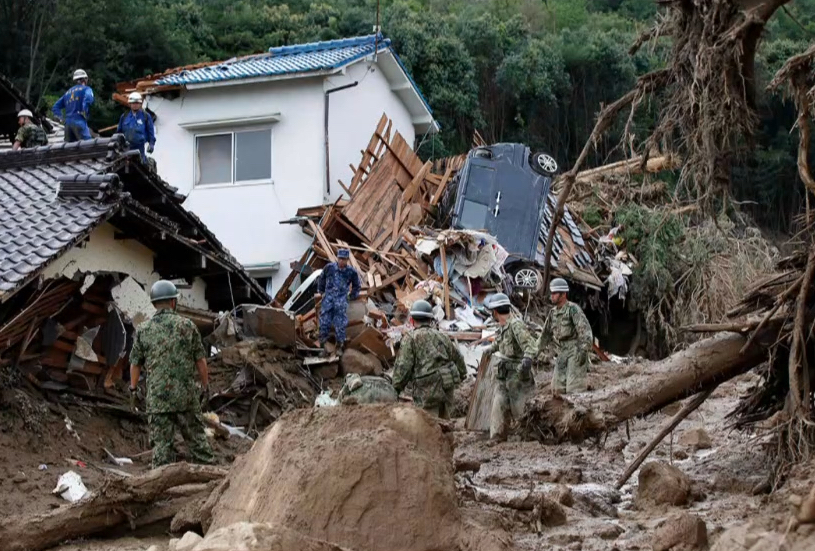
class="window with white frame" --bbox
[195,128,272,186]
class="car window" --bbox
[459,200,489,230]
[464,165,494,205]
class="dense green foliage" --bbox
[1,0,813,231]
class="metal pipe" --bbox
[324,81,359,196]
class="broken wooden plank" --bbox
[430,164,454,206]
[401,161,432,203]
[440,246,451,319]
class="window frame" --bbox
[193,126,274,189]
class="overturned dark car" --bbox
[444,143,558,292]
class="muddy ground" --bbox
[1,359,806,550]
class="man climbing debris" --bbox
[316,248,360,356]
[117,92,155,162]
[129,280,214,468]
[52,69,94,142]
[392,299,467,418]
[12,109,47,150]
[538,278,593,395]
[485,293,536,441]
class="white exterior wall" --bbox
[325,61,416,203]
[147,61,420,295]
[42,222,210,315]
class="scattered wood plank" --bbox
[440,246,451,319]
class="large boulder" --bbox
[340,349,383,376]
[678,428,712,451]
[652,513,708,551]
[208,405,507,551]
[635,461,692,508]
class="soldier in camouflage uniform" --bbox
[338,373,398,405]
[485,293,537,441]
[538,278,593,395]
[393,300,467,418]
[13,109,48,150]
[129,280,214,468]
[316,248,361,355]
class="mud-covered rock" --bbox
[174,531,203,551]
[533,496,567,529]
[550,484,574,507]
[709,523,782,551]
[340,349,383,376]
[652,513,707,551]
[798,483,815,523]
[635,461,692,507]
[678,428,712,451]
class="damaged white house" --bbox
[0,128,267,393]
[116,33,438,294]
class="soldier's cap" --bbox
[337,249,350,259]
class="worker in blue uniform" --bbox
[52,69,95,142]
[316,249,361,355]
[117,92,156,162]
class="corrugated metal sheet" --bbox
[157,35,387,86]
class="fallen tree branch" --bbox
[788,251,815,415]
[615,388,714,490]
[0,463,227,551]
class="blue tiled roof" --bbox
[158,34,378,85]
[155,34,433,117]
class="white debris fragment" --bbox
[53,471,90,503]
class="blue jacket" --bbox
[117,110,155,147]
[318,262,361,305]
[52,84,94,123]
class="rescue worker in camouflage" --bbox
[485,293,537,441]
[316,248,360,355]
[13,109,48,150]
[538,278,593,395]
[392,300,467,418]
[129,280,214,468]
[52,69,94,142]
[338,373,398,405]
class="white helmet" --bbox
[549,278,570,293]
[72,69,88,81]
[17,109,33,119]
[127,92,143,104]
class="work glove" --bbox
[129,387,138,412]
[147,143,154,153]
[200,387,211,411]
[520,357,533,381]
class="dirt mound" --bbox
[191,522,351,551]
[635,461,692,508]
[209,405,508,551]
[652,513,708,551]
[340,349,383,376]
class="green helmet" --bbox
[409,299,434,319]
[487,293,511,309]
[150,280,179,303]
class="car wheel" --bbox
[530,152,558,175]
[513,267,542,291]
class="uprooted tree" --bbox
[538,0,815,471]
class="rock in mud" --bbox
[709,523,782,551]
[674,450,689,460]
[798,483,815,523]
[192,522,352,550]
[340,349,383,376]
[635,461,692,508]
[652,513,708,551]
[550,484,574,507]
[678,428,712,451]
[533,496,568,529]
[174,531,203,551]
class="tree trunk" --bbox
[0,463,226,551]
[523,331,774,442]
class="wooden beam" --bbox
[401,161,431,203]
[430,164,455,206]
[440,246,451,319]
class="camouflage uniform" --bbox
[338,374,398,405]
[489,316,537,440]
[14,123,48,148]
[130,309,214,468]
[392,325,467,419]
[539,301,593,394]
[317,262,361,344]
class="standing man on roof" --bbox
[538,278,593,395]
[12,110,48,150]
[316,249,361,356]
[485,293,537,442]
[52,69,94,142]
[129,280,214,468]
[392,300,467,418]
[117,92,155,163]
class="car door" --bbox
[455,159,497,231]
[491,167,551,259]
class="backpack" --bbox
[24,124,48,147]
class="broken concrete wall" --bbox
[41,222,209,311]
